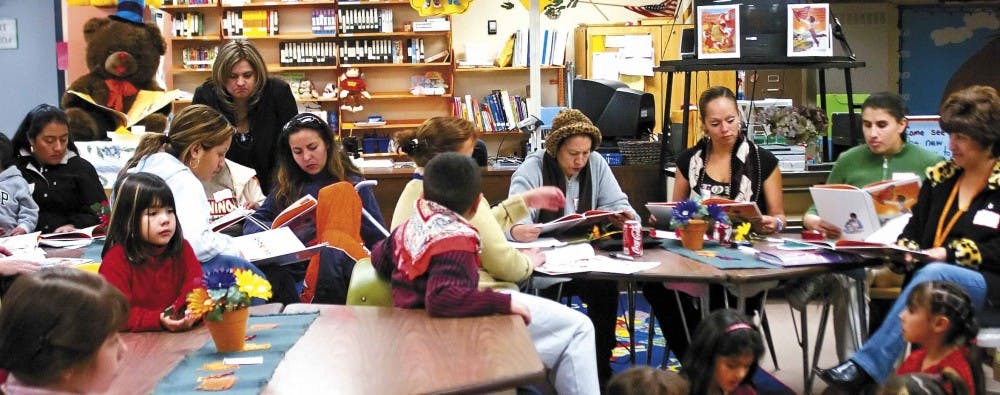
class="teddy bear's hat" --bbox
[109,0,145,25]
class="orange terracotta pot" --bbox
[204,308,249,353]
[679,219,709,250]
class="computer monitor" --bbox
[694,0,808,60]
[570,78,655,147]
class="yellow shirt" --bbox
[392,179,533,290]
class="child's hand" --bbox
[53,224,77,233]
[160,312,199,332]
[7,227,26,236]
[510,300,532,326]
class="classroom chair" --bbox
[345,258,392,307]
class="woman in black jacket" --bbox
[192,39,298,194]
[11,104,104,234]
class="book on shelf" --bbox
[810,177,921,241]
[533,209,626,236]
[231,227,327,267]
[65,89,182,129]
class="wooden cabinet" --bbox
[573,22,736,139]
[159,0,453,159]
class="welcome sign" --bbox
[906,115,951,160]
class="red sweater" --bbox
[371,231,511,318]
[898,347,975,395]
[99,242,203,332]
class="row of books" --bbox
[179,45,218,70]
[510,28,569,67]
[172,12,205,37]
[338,38,427,64]
[222,10,279,38]
[279,41,337,66]
[310,9,338,35]
[452,91,529,132]
[338,8,392,34]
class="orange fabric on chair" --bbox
[301,182,369,303]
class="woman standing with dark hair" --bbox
[819,85,1000,391]
[192,39,298,193]
[11,104,105,234]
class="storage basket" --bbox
[617,140,660,165]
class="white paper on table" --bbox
[584,255,660,274]
[536,243,598,275]
[509,237,567,249]
[223,356,263,365]
[591,52,621,81]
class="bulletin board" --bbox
[899,5,1000,115]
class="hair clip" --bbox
[725,323,752,333]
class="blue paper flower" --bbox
[706,204,730,225]
[203,269,236,290]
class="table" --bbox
[535,242,870,394]
[106,305,545,394]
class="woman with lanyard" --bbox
[642,86,786,361]
[192,39,298,194]
[819,85,1000,391]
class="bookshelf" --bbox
[158,0,454,158]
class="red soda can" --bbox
[622,220,643,257]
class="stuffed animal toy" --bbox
[338,67,371,112]
[61,0,169,141]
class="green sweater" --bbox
[807,142,943,215]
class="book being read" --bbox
[240,195,317,242]
[646,198,763,225]
[66,89,182,128]
[231,227,327,267]
[810,177,921,241]
[533,209,624,236]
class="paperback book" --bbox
[533,209,625,236]
[810,177,921,241]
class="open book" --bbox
[646,198,763,224]
[756,238,929,267]
[40,225,105,241]
[231,227,327,267]
[209,207,266,233]
[66,89,182,128]
[810,177,921,241]
[272,195,317,230]
[533,210,623,236]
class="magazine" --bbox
[696,4,740,59]
[231,227,327,267]
[787,3,832,57]
[533,209,624,236]
[809,177,921,241]
[65,89,182,128]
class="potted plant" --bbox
[759,105,829,161]
[187,268,272,352]
[670,198,729,250]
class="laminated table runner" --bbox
[153,312,318,394]
[661,239,777,270]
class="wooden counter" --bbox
[363,165,662,226]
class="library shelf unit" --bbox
[158,0,454,159]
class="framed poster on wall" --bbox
[787,4,832,57]
[697,5,740,59]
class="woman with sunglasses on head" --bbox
[192,39,297,194]
[243,113,387,304]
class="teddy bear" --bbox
[61,0,169,141]
[339,67,371,112]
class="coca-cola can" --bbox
[622,220,643,257]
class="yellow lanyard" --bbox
[934,174,987,247]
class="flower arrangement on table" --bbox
[671,198,730,249]
[759,105,829,145]
[187,268,272,322]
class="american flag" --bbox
[624,0,678,18]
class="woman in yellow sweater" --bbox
[391,117,564,289]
